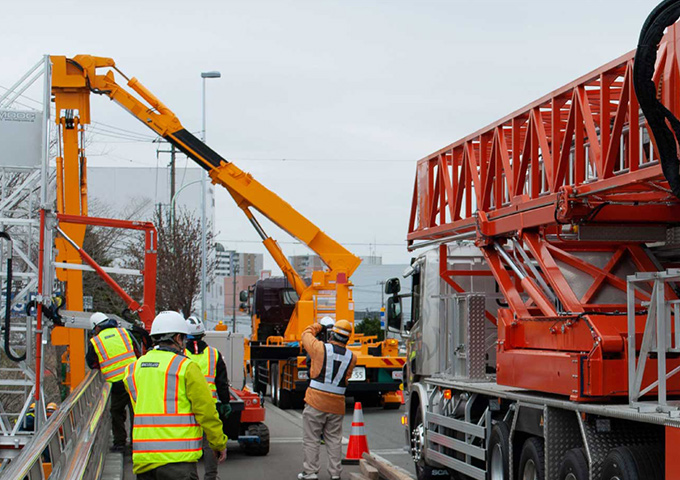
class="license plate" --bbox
[297,370,308,380]
[349,366,366,382]
[391,370,403,380]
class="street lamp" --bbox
[201,70,221,324]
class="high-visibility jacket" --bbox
[124,349,205,467]
[185,346,219,402]
[90,327,137,383]
[309,343,353,395]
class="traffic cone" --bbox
[397,389,405,405]
[342,402,369,465]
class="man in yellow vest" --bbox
[86,312,140,453]
[185,315,231,480]
[124,311,227,480]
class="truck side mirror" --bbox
[239,290,248,302]
[385,278,401,295]
[386,295,402,331]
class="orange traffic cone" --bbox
[397,389,405,405]
[342,402,370,465]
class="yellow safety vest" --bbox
[185,346,219,402]
[123,349,203,465]
[90,327,136,383]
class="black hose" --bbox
[633,0,680,199]
[0,232,24,362]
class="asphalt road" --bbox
[122,399,415,479]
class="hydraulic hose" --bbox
[634,0,680,199]
[0,232,24,362]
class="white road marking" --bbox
[370,448,409,455]
[270,437,303,444]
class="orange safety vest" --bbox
[185,346,219,402]
[90,327,136,383]
[124,349,203,465]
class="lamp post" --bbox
[200,71,221,324]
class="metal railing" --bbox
[627,269,680,414]
[0,370,111,480]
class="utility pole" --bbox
[232,264,239,333]
[169,144,176,213]
[377,280,386,308]
[156,141,177,220]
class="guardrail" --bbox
[0,370,111,480]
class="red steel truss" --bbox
[409,27,680,400]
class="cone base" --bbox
[341,459,360,465]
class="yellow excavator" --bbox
[50,55,404,409]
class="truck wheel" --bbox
[518,437,545,480]
[487,421,511,480]
[278,387,292,409]
[410,409,451,480]
[601,446,662,480]
[270,364,279,406]
[241,423,270,456]
[557,448,588,480]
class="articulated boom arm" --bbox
[51,55,361,335]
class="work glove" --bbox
[216,402,232,419]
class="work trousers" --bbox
[302,403,344,478]
[136,462,199,480]
[202,434,220,480]
[111,380,133,447]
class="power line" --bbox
[215,238,405,246]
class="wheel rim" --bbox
[490,444,505,479]
[565,475,577,480]
[522,459,537,480]
[411,423,425,463]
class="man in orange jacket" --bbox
[298,317,357,480]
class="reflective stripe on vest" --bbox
[309,343,353,395]
[125,349,203,464]
[91,328,136,383]
[185,346,218,401]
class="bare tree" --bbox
[124,205,214,318]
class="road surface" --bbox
[122,399,414,479]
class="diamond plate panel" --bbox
[544,407,582,480]
[579,416,663,479]
[466,295,486,379]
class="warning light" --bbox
[401,415,408,425]
[443,389,452,400]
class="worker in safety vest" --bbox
[298,317,357,480]
[185,315,231,480]
[123,311,227,480]
[86,312,140,453]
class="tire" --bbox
[278,387,292,410]
[270,363,279,406]
[601,446,663,480]
[518,437,545,480]
[241,422,270,456]
[410,408,451,480]
[487,421,511,480]
[557,448,588,480]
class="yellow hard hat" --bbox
[46,402,58,412]
[332,319,353,341]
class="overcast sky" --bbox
[0,0,663,272]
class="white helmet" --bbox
[150,311,189,336]
[319,316,335,328]
[186,315,206,336]
[90,312,111,329]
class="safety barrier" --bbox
[0,370,111,480]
